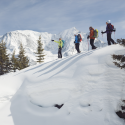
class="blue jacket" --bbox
[75,35,79,43]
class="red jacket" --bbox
[90,28,95,39]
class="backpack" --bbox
[108,24,114,31]
[93,29,98,38]
[62,40,65,48]
[111,24,114,31]
[77,34,82,42]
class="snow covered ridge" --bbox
[0,44,125,125]
[0,27,106,65]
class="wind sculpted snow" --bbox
[0,44,125,125]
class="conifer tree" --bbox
[0,41,11,75]
[36,35,45,63]
[112,39,125,69]
[11,50,18,72]
[17,43,29,70]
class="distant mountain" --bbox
[0,27,106,65]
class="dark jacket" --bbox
[102,23,115,34]
[106,23,113,34]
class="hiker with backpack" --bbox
[87,27,97,50]
[101,20,116,45]
[74,34,82,53]
[51,38,63,58]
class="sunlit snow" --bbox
[0,28,125,125]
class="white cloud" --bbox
[0,0,124,38]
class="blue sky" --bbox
[0,0,125,42]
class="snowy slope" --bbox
[0,44,125,125]
[0,27,106,65]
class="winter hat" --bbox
[106,20,111,24]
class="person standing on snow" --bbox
[74,34,81,53]
[51,38,63,58]
[101,20,116,45]
[87,27,97,50]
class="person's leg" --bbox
[90,39,93,48]
[90,39,96,49]
[60,48,62,58]
[76,43,79,53]
[75,43,77,51]
[58,47,62,58]
[107,33,111,45]
[58,48,61,58]
[110,33,115,44]
[77,43,80,53]
[92,39,96,49]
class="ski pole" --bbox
[52,41,53,50]
[101,30,104,46]
[73,43,75,54]
[72,46,74,55]
[73,41,76,52]
[114,32,115,43]
[51,43,53,50]
[101,30,103,38]
[87,39,89,51]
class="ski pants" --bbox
[58,47,62,58]
[90,39,96,49]
[107,33,115,45]
[75,43,80,53]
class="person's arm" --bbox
[53,40,60,44]
[101,31,106,34]
[102,29,116,34]
[53,40,63,48]
[51,40,60,43]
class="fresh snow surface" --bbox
[0,27,106,65]
[0,43,125,125]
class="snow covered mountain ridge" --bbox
[0,27,106,65]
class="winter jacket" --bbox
[74,35,79,43]
[54,40,63,48]
[90,28,95,39]
[102,23,114,34]
[106,23,113,34]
